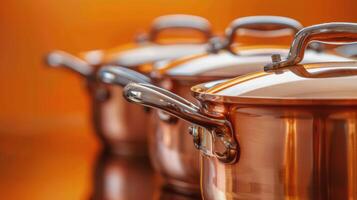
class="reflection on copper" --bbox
[312,117,329,200]
[199,107,357,199]
[90,152,155,200]
[283,118,298,199]
[153,184,202,200]
[347,117,357,200]
[146,82,201,194]
[90,82,150,156]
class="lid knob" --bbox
[271,54,282,63]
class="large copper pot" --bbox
[100,16,311,193]
[122,23,357,199]
[45,14,212,155]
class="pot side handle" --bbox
[98,65,152,87]
[45,50,94,77]
[124,82,238,163]
[264,22,357,78]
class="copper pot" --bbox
[123,23,357,199]
[100,16,313,193]
[45,15,212,155]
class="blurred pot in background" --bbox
[45,14,212,155]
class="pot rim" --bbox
[190,74,357,106]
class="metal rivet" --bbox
[271,54,282,63]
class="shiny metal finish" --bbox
[265,22,357,72]
[90,82,151,155]
[122,23,357,199]
[146,14,212,43]
[123,78,205,192]
[98,68,201,191]
[148,108,201,193]
[200,106,357,199]
[99,66,152,87]
[124,82,238,163]
[148,79,234,194]
[108,16,305,192]
[122,80,238,192]
[211,16,303,53]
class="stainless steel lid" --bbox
[192,23,357,105]
[86,14,212,67]
[152,16,305,78]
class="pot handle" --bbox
[142,14,212,43]
[264,22,357,77]
[212,16,303,53]
[124,82,238,163]
[98,65,152,87]
[45,50,94,77]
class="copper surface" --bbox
[200,105,357,199]
[45,49,152,156]
[89,80,150,155]
[142,18,308,182]
[123,76,357,199]
[149,79,202,193]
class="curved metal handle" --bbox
[98,65,152,87]
[281,61,357,78]
[218,16,303,53]
[124,82,238,163]
[148,14,212,42]
[45,50,94,77]
[264,22,357,74]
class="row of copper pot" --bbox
[46,14,357,199]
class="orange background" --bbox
[0,0,356,199]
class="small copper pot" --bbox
[122,23,357,199]
[45,14,212,155]
[100,16,307,192]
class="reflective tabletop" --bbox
[0,131,201,200]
